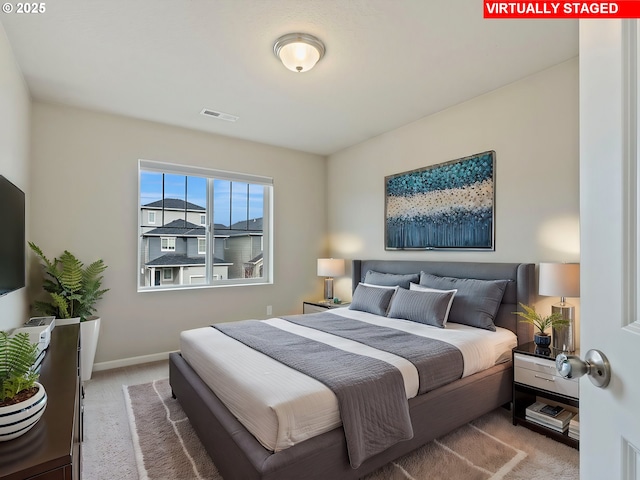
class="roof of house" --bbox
[145,219,205,236]
[146,253,229,267]
[245,252,263,265]
[143,198,205,211]
[215,217,263,235]
[144,218,264,238]
[146,253,205,267]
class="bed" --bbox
[169,260,535,480]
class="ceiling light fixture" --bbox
[273,33,325,73]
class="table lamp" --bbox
[538,262,580,352]
[317,258,345,302]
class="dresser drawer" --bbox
[514,353,579,399]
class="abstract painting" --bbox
[385,151,495,250]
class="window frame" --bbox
[163,268,173,281]
[160,237,176,252]
[138,159,273,292]
[148,211,156,224]
[197,237,206,255]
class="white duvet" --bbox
[179,308,516,452]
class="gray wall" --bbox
[0,25,31,331]
[326,59,581,343]
[29,102,327,363]
[140,208,205,229]
[2,25,581,359]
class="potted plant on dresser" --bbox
[0,331,47,441]
[29,242,108,381]
[514,302,569,348]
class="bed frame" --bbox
[169,260,535,480]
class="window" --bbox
[163,268,173,281]
[138,160,273,291]
[160,237,176,252]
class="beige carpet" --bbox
[124,379,579,480]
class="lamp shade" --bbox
[317,258,344,277]
[273,33,325,73]
[538,263,580,297]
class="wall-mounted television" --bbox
[0,175,26,296]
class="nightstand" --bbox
[303,301,351,314]
[512,342,579,449]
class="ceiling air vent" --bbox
[200,108,239,122]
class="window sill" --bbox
[137,280,273,293]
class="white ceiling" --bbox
[1,1,578,156]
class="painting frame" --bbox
[385,151,495,251]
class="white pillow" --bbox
[409,283,457,325]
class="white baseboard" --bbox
[93,350,178,372]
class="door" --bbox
[580,20,640,478]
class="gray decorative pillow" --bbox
[419,272,509,331]
[349,283,396,316]
[409,283,457,325]
[386,287,455,328]
[363,270,419,289]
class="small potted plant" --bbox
[0,331,46,441]
[513,302,570,347]
[28,242,108,323]
[29,242,108,380]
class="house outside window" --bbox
[138,160,273,291]
[160,237,176,252]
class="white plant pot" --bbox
[0,382,47,441]
[81,316,101,381]
[55,317,80,326]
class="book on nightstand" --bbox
[525,401,574,433]
[568,414,580,440]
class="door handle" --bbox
[555,349,611,388]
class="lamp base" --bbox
[323,277,334,301]
[551,302,575,352]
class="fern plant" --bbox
[29,242,109,322]
[0,332,39,403]
[513,302,570,334]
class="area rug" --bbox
[124,379,579,480]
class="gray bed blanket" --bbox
[213,320,412,469]
[282,312,464,394]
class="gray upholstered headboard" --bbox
[352,260,535,345]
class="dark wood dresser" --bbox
[0,324,82,480]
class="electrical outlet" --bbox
[266,305,273,316]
